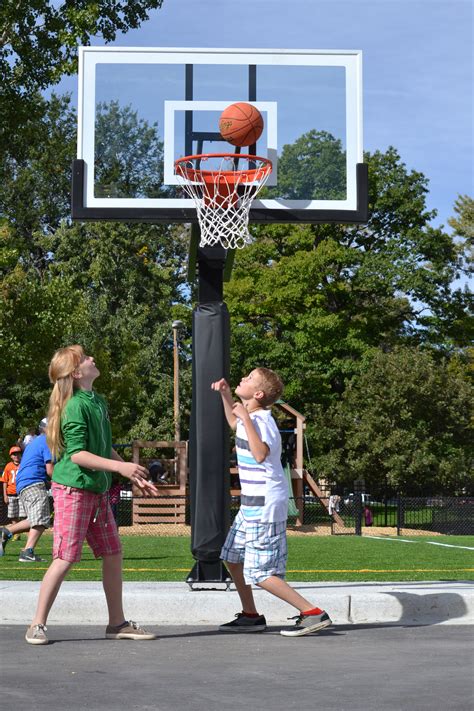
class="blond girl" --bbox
[26,345,159,645]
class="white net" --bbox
[175,154,272,249]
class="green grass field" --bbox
[1,534,472,583]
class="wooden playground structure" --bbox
[131,401,344,528]
[271,401,344,528]
[131,440,187,524]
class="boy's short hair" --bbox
[255,367,284,407]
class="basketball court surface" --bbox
[1,623,472,711]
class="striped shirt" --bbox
[236,409,289,523]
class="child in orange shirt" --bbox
[2,446,26,529]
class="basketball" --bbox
[219,102,264,147]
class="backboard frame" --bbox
[72,46,368,224]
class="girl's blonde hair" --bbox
[47,345,85,459]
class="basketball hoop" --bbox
[175,153,272,249]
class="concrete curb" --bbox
[1,580,473,626]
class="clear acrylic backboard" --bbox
[72,47,367,224]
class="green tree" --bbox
[0,93,76,263]
[95,100,171,199]
[0,0,164,164]
[223,144,472,492]
[449,194,474,246]
[264,129,346,200]
[312,348,473,495]
[0,219,192,455]
[0,96,191,455]
[420,194,474,349]
[0,93,81,446]
[227,147,466,398]
[45,219,191,441]
[0,219,90,448]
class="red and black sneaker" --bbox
[280,610,332,637]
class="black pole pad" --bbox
[188,301,231,571]
[197,247,226,302]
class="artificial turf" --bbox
[0,534,472,583]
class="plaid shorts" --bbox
[51,483,122,563]
[7,495,25,520]
[220,508,287,585]
[19,483,52,528]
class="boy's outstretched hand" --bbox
[211,378,237,428]
[211,378,231,394]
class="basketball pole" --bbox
[187,226,232,587]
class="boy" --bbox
[2,446,26,534]
[211,367,332,637]
[0,426,53,562]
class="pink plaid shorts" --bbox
[52,483,122,563]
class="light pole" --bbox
[172,320,184,442]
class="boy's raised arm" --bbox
[232,403,269,463]
[211,378,237,430]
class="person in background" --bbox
[22,428,37,450]
[108,477,122,523]
[2,446,26,537]
[0,424,53,562]
[22,418,48,450]
[149,461,168,484]
[328,494,341,518]
[364,506,373,527]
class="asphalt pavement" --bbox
[1,623,473,711]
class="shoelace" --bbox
[128,620,140,630]
[33,624,47,636]
[287,614,304,624]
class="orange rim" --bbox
[175,153,272,186]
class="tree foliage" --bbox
[312,347,473,495]
[0,217,90,446]
[224,144,473,492]
[95,100,171,199]
[45,219,191,441]
[449,194,474,246]
[0,13,471,496]
[0,0,164,164]
[227,146,471,394]
[265,129,346,200]
[0,97,191,453]
[1,93,75,252]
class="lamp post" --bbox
[172,320,184,442]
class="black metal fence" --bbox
[396,496,474,535]
[112,492,474,536]
[2,489,471,536]
[301,495,474,536]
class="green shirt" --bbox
[52,390,113,494]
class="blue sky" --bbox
[59,0,473,232]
